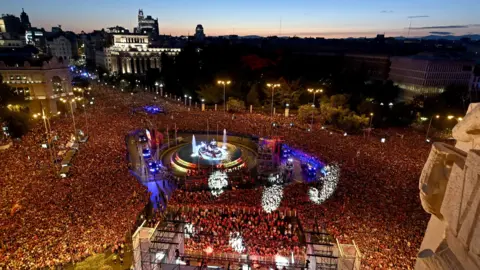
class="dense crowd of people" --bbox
[171,207,303,258]
[0,85,432,269]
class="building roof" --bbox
[398,52,474,62]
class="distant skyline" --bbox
[4,0,480,38]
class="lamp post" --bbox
[308,88,322,106]
[184,95,187,106]
[61,97,78,139]
[155,82,159,94]
[217,80,231,115]
[267,83,281,118]
[425,115,440,141]
[308,89,322,129]
[201,99,205,111]
[189,96,192,107]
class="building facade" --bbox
[0,14,23,34]
[389,54,474,97]
[0,33,25,48]
[135,9,159,36]
[0,57,74,114]
[344,53,390,81]
[46,35,73,60]
[97,33,181,74]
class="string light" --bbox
[229,232,246,253]
[309,164,340,204]
[262,185,283,213]
[208,171,228,197]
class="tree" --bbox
[246,84,260,106]
[264,78,303,107]
[297,104,318,122]
[227,97,245,112]
[196,84,224,104]
[337,112,369,133]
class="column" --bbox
[155,58,161,70]
[122,58,127,74]
[139,58,144,74]
[112,57,118,73]
[143,57,148,71]
[150,58,156,69]
[133,58,138,74]
[126,58,132,73]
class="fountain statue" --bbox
[190,132,229,161]
[223,129,227,149]
[415,103,480,270]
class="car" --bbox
[142,148,151,158]
[138,134,148,143]
[148,161,161,173]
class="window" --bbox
[462,65,472,72]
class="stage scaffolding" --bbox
[132,219,185,270]
[305,230,362,270]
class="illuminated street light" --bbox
[218,80,231,115]
[447,115,454,120]
[266,83,281,118]
[308,88,322,129]
[458,117,463,121]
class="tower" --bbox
[20,8,31,29]
[138,9,144,21]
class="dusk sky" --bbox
[4,0,480,38]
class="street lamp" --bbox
[425,115,440,142]
[184,94,187,106]
[61,97,78,139]
[307,88,323,107]
[308,88,322,129]
[266,83,281,118]
[217,80,231,115]
[189,96,192,107]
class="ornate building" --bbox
[0,57,74,114]
[135,9,159,36]
[96,33,181,74]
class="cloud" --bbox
[381,10,393,13]
[409,25,469,30]
[429,31,453,35]
[407,15,430,19]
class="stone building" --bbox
[0,57,74,114]
[96,33,181,74]
[46,34,73,60]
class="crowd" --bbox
[0,85,431,269]
[172,207,303,257]
[162,98,431,269]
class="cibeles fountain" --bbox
[191,129,228,160]
[416,103,480,270]
[169,129,253,173]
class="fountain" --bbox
[223,129,227,149]
[191,135,197,157]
